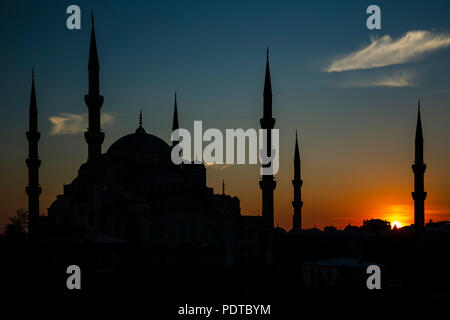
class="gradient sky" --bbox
[1,0,450,231]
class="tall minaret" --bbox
[172,92,179,147]
[26,70,41,236]
[412,101,426,235]
[292,131,303,230]
[259,48,276,229]
[84,13,104,165]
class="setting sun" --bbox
[379,205,412,230]
[392,221,402,229]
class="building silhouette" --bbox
[292,131,303,230]
[84,14,105,166]
[412,101,426,235]
[25,70,41,237]
[24,18,436,250]
[14,16,450,307]
[26,18,282,266]
[172,92,179,147]
[259,48,277,230]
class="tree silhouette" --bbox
[2,209,28,240]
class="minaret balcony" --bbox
[292,200,303,207]
[84,94,104,108]
[259,179,276,190]
[26,185,42,196]
[26,158,41,168]
[292,179,303,187]
[412,191,427,200]
[26,131,41,141]
[259,118,276,129]
[412,163,426,173]
[84,131,105,144]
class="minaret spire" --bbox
[88,12,99,78]
[294,130,300,178]
[172,91,179,147]
[29,68,37,132]
[263,47,272,119]
[26,69,41,237]
[173,91,179,131]
[84,13,104,164]
[412,100,426,237]
[136,109,146,133]
[415,101,423,162]
[292,131,303,230]
[259,48,276,229]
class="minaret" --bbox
[84,13,104,165]
[412,101,426,235]
[172,92,179,147]
[259,48,276,229]
[136,109,146,133]
[292,131,303,230]
[26,70,41,236]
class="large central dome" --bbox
[106,125,170,157]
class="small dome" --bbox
[107,131,170,157]
[144,170,184,184]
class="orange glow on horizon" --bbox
[391,221,402,229]
[379,204,413,228]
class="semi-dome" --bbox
[106,124,170,157]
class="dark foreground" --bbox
[1,231,449,317]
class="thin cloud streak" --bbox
[326,30,450,72]
[204,162,233,170]
[374,72,415,87]
[347,70,416,88]
[49,113,115,135]
[434,89,450,94]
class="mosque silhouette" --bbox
[12,18,450,306]
[26,18,283,267]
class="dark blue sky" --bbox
[1,0,450,229]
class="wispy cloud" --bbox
[49,113,115,135]
[326,30,450,72]
[204,162,233,170]
[348,70,416,87]
[373,71,415,87]
[434,89,450,94]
